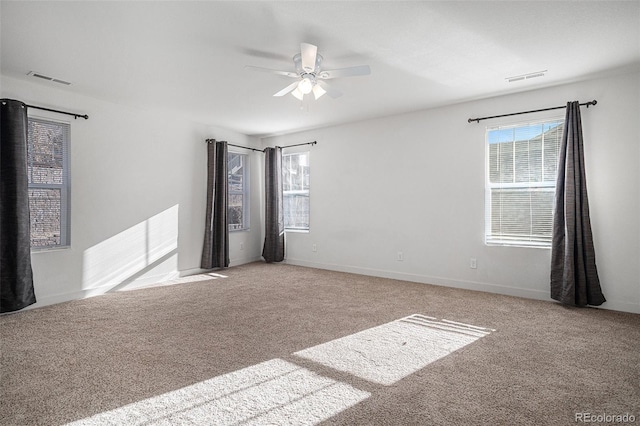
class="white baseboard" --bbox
[16,256,638,315]
[230,256,263,267]
[181,256,262,277]
[283,258,640,314]
[27,270,181,309]
[26,257,265,311]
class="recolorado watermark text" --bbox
[575,413,636,423]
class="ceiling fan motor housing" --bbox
[293,53,323,77]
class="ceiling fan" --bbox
[245,43,371,100]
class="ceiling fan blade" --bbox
[273,81,300,97]
[317,81,342,99]
[244,65,298,78]
[318,65,371,79]
[300,43,318,73]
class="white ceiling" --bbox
[1,1,639,137]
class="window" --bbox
[485,118,564,247]
[283,152,310,231]
[27,117,71,249]
[228,152,249,231]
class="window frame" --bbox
[484,116,564,249]
[228,150,250,232]
[27,115,71,250]
[282,151,310,232]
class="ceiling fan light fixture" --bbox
[312,84,326,100]
[297,77,313,95]
[291,88,304,100]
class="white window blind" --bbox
[283,152,310,230]
[485,119,563,247]
[27,117,71,248]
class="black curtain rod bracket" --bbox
[468,100,597,124]
[26,104,88,120]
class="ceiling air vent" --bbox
[27,71,71,85]
[506,70,547,83]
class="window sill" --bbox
[230,228,250,233]
[31,245,71,253]
[485,242,551,249]
[285,229,309,234]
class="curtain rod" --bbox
[279,141,317,149]
[206,140,317,152]
[228,143,263,152]
[26,103,89,120]
[467,100,597,124]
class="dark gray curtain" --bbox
[262,147,285,263]
[550,101,605,307]
[201,140,229,269]
[1,99,36,313]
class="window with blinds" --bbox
[485,118,564,247]
[27,117,71,249]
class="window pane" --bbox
[228,152,244,193]
[28,119,66,185]
[229,194,243,230]
[489,188,555,243]
[284,194,309,229]
[228,152,249,231]
[283,153,309,192]
[29,188,61,247]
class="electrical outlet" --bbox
[397,251,404,261]
[240,242,244,251]
[312,243,317,252]
[470,258,477,269]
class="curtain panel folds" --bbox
[1,99,36,313]
[262,147,285,263]
[550,101,605,307]
[201,140,229,269]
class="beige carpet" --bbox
[1,262,638,425]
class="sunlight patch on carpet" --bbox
[65,359,369,426]
[294,314,494,386]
